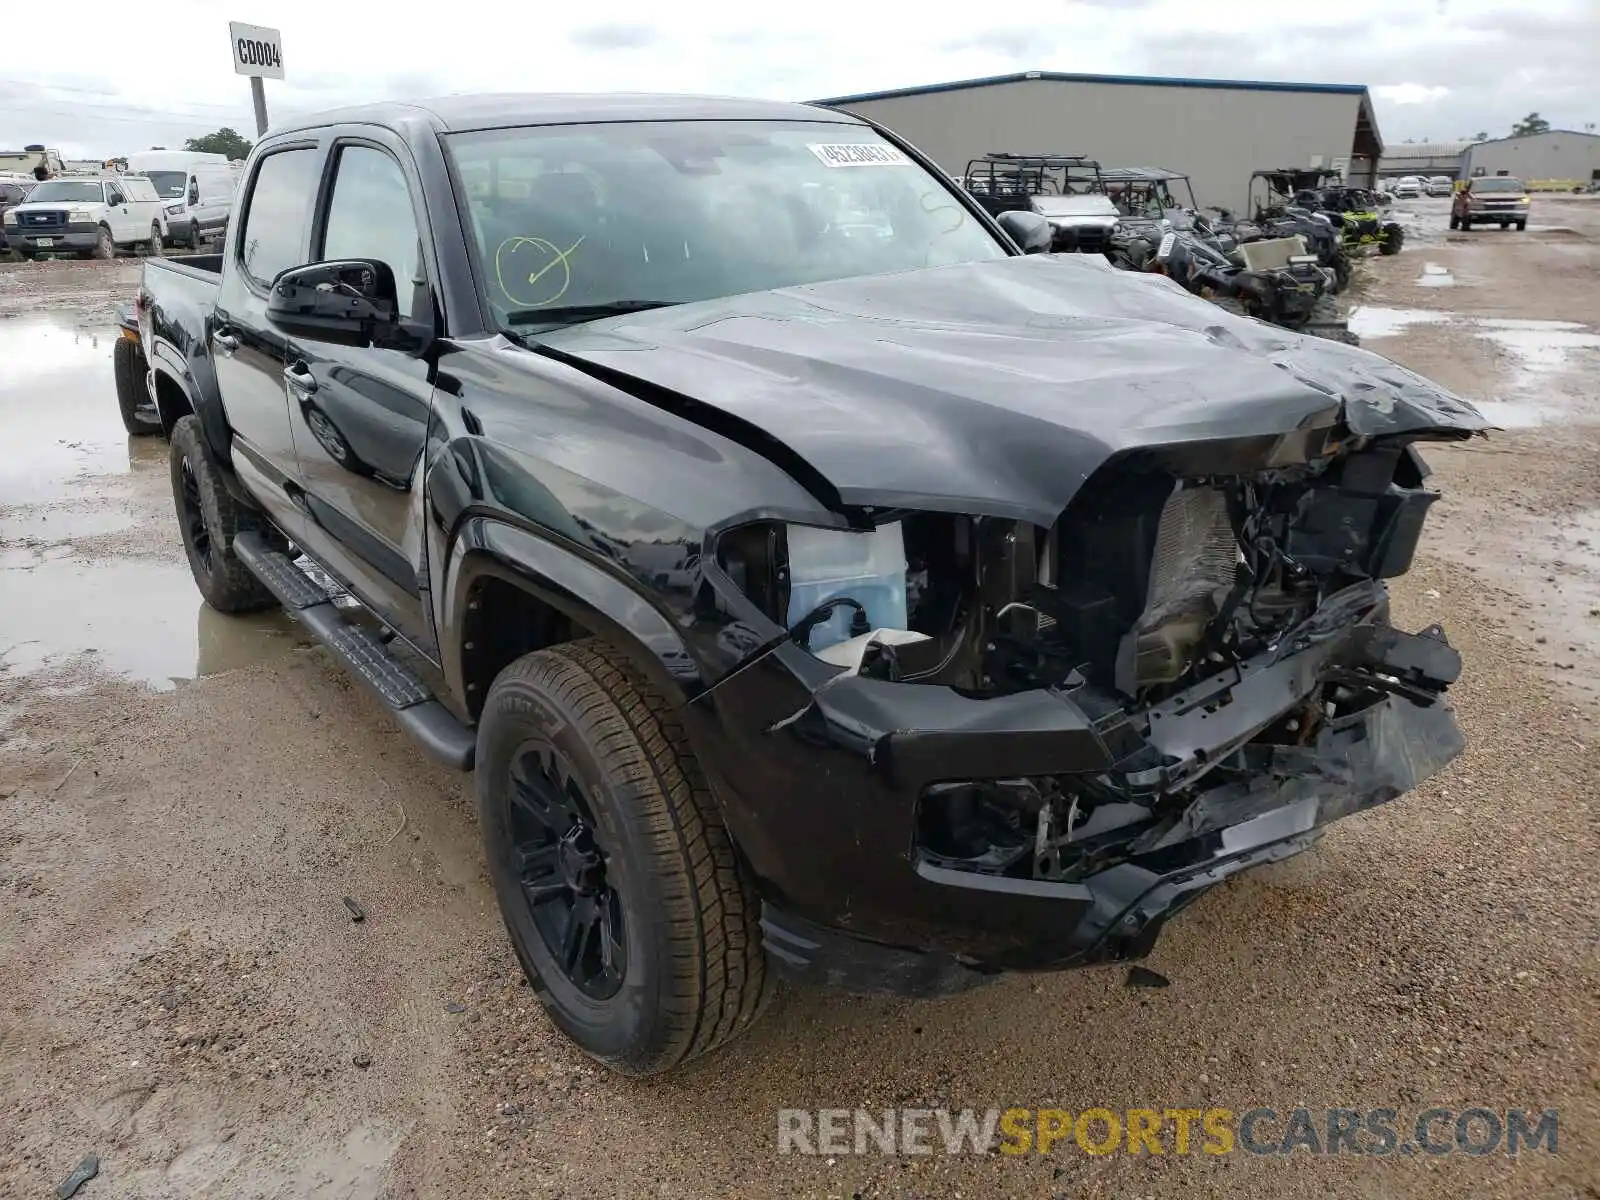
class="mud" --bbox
[1,198,1597,1200]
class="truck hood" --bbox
[540,254,1485,524]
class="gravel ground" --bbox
[1,198,1597,1199]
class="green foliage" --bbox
[182,128,253,160]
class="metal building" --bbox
[1460,130,1600,187]
[1378,142,1471,181]
[813,71,1384,213]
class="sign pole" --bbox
[250,76,268,137]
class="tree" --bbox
[149,145,168,150]
[1467,131,1488,142]
[1511,112,1550,137]
[183,127,253,160]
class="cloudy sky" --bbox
[2,0,1595,160]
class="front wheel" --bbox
[1379,224,1404,255]
[1449,213,1461,230]
[476,639,770,1076]
[169,415,279,613]
[93,224,114,260]
[146,223,163,256]
[1516,220,1527,231]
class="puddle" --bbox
[1477,323,1600,380]
[0,310,326,689]
[0,314,150,506]
[1346,306,1447,339]
[1473,401,1544,428]
[1417,262,1455,288]
[1346,307,1600,426]
[0,551,308,689]
[0,506,137,541]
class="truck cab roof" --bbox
[268,93,859,137]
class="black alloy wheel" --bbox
[506,743,627,999]
[179,454,212,570]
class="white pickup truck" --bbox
[2,175,167,259]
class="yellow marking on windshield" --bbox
[494,235,586,308]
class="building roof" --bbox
[813,70,1371,107]
[1466,129,1600,148]
[1384,141,1472,157]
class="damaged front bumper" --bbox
[692,581,1463,996]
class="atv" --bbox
[959,153,1119,254]
[1250,168,1404,259]
[1109,214,1356,344]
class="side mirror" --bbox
[995,209,1053,254]
[107,190,125,206]
[267,259,408,349]
[188,181,199,205]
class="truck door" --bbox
[285,137,437,651]
[102,180,133,242]
[211,143,324,539]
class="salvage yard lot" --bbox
[2,196,1598,1199]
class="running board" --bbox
[232,531,475,771]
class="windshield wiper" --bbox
[502,300,678,326]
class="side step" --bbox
[233,531,476,771]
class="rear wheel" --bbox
[169,415,279,613]
[93,224,114,260]
[113,338,162,436]
[476,639,770,1076]
[1331,253,1352,293]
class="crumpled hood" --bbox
[541,254,1485,524]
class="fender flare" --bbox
[441,515,708,716]
[150,338,232,466]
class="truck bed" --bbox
[146,253,224,283]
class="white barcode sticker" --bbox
[808,143,912,168]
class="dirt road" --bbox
[2,203,1597,1199]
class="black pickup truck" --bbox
[134,93,1483,1077]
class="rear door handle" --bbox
[283,362,318,396]
[213,328,239,353]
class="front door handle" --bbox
[213,328,239,353]
[283,362,318,396]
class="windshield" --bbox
[146,171,188,199]
[1474,178,1525,193]
[444,120,1006,330]
[25,181,103,204]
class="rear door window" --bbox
[318,144,422,312]
[236,147,321,287]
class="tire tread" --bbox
[169,415,277,613]
[113,337,161,435]
[491,638,768,1072]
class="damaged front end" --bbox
[697,422,1468,993]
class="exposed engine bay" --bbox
[716,430,1463,896]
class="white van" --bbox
[2,175,167,259]
[125,151,241,249]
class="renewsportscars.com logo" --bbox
[777,1107,1559,1158]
